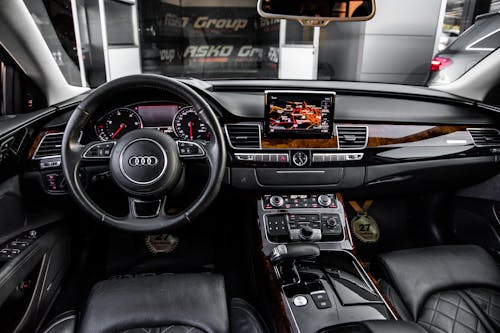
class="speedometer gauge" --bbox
[172,106,209,140]
[95,108,143,141]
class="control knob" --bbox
[269,195,285,208]
[326,217,340,228]
[318,195,332,207]
[300,226,314,240]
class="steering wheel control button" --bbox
[269,195,285,208]
[292,151,309,167]
[176,141,205,157]
[293,296,308,307]
[83,142,116,159]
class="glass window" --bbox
[25,0,500,87]
[467,29,500,50]
[23,0,82,86]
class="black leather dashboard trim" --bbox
[208,91,493,124]
[365,156,498,184]
[0,107,57,142]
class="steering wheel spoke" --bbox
[81,141,116,161]
[128,196,166,219]
[176,140,206,160]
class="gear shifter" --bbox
[269,244,320,284]
[270,243,321,265]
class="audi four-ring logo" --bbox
[128,156,159,167]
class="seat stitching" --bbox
[420,292,486,333]
[451,296,460,333]
[427,293,440,330]
[432,294,477,317]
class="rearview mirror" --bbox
[257,0,376,27]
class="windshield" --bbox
[24,0,500,88]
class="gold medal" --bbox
[145,234,179,254]
[348,201,380,243]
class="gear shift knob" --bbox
[269,243,320,265]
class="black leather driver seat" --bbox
[376,245,500,333]
[40,274,267,333]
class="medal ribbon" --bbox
[348,200,373,214]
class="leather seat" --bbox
[376,245,500,333]
[40,274,267,333]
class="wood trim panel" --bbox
[261,124,472,149]
[366,124,469,147]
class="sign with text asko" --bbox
[139,1,280,79]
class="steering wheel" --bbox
[61,75,226,232]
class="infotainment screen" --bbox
[265,91,335,137]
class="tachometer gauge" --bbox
[95,108,143,141]
[172,106,208,140]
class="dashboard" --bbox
[3,79,498,196]
[92,102,210,142]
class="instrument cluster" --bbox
[93,103,210,141]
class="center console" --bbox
[258,193,352,252]
[257,193,397,333]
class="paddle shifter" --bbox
[270,243,320,284]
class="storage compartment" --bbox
[0,262,41,332]
[231,167,365,189]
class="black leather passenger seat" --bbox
[375,245,500,333]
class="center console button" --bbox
[326,217,339,228]
[321,214,343,236]
[269,195,285,208]
[318,195,332,207]
[300,226,314,239]
[293,295,308,307]
[311,291,332,309]
[292,151,309,167]
[266,214,289,238]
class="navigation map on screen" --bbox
[265,91,334,137]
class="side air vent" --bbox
[33,133,64,159]
[468,128,500,147]
[225,124,261,149]
[336,126,368,149]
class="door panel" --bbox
[0,176,70,332]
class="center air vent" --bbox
[225,124,261,149]
[33,133,64,159]
[467,128,500,147]
[336,126,368,149]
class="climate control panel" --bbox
[263,194,337,209]
[259,194,346,243]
